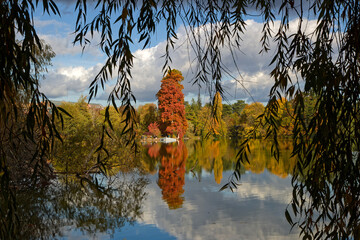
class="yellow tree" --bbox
[240,102,265,137]
[211,92,223,136]
[203,92,226,138]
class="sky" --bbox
[33,1,315,107]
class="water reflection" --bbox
[0,174,148,239]
[156,141,187,209]
[288,151,360,239]
[241,140,295,178]
[140,140,298,239]
[144,140,295,183]
[1,140,301,239]
[143,140,297,210]
[185,140,232,184]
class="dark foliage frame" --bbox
[1,0,359,239]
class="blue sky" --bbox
[34,1,316,107]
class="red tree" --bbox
[148,122,161,137]
[156,69,188,138]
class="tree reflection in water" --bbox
[241,140,296,177]
[147,141,187,209]
[145,140,297,208]
[231,140,360,238]
[0,173,148,239]
[4,139,357,239]
[288,152,360,239]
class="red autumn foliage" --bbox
[148,122,161,137]
[157,141,187,209]
[147,143,161,159]
[156,69,188,138]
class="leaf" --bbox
[219,183,229,191]
[285,209,293,225]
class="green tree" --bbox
[222,104,232,119]
[137,103,158,133]
[223,100,247,139]
[53,97,100,173]
[185,98,204,137]
[232,100,246,116]
[228,102,265,138]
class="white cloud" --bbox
[137,172,298,240]
[127,19,276,103]
[40,33,103,57]
[40,64,103,98]
[34,18,67,29]
[222,71,274,102]
[40,18,318,103]
[35,17,104,58]
[127,18,318,103]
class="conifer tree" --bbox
[156,70,188,138]
[211,91,223,136]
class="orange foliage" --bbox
[147,143,161,158]
[148,122,161,137]
[157,141,188,209]
[213,156,223,184]
[156,69,188,138]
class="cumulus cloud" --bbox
[137,172,298,240]
[129,20,274,103]
[40,64,103,98]
[128,18,318,103]
[40,18,317,103]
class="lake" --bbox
[9,140,300,239]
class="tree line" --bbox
[137,94,317,140]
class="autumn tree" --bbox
[156,69,188,138]
[147,122,161,137]
[239,102,265,137]
[211,92,222,135]
[276,98,294,137]
[137,103,158,133]
[52,97,137,174]
[208,92,226,137]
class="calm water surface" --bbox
[54,140,299,239]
